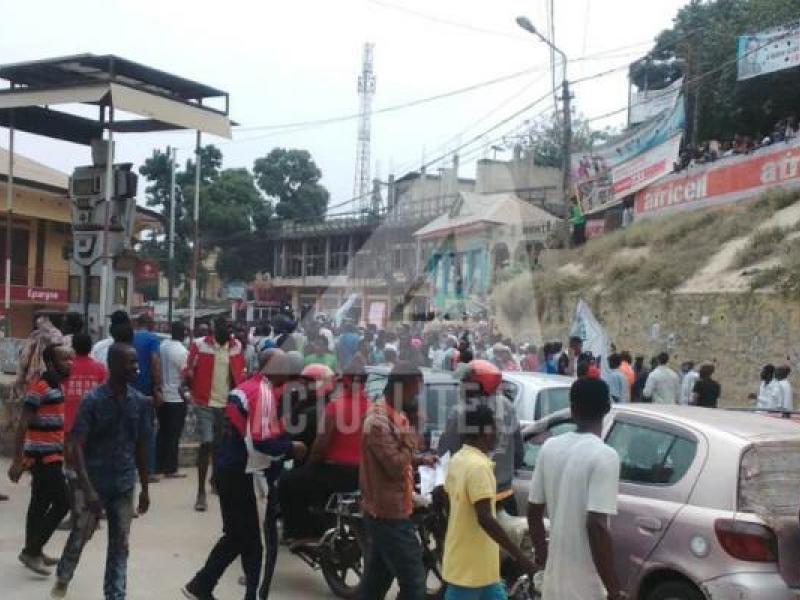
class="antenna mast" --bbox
[354,42,376,212]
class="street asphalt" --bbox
[0,459,339,599]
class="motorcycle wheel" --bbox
[320,521,365,599]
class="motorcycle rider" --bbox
[438,359,523,514]
[280,359,368,545]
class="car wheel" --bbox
[646,580,704,600]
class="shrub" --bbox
[733,227,786,269]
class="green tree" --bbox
[200,168,274,282]
[519,116,616,167]
[648,0,800,143]
[138,146,272,292]
[252,148,330,221]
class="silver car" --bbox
[501,371,573,428]
[514,404,800,600]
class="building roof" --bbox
[0,54,233,143]
[413,191,559,239]
[0,146,68,193]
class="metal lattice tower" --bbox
[354,42,376,212]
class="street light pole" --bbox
[516,16,572,246]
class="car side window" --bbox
[606,421,697,486]
[501,380,519,405]
[535,387,570,420]
[521,422,577,471]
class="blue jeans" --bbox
[360,516,425,600]
[56,482,134,600]
[446,582,507,600]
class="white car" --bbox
[501,371,574,428]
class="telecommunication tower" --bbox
[354,42,376,212]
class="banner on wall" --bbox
[629,77,684,125]
[634,138,800,217]
[572,96,685,210]
[612,134,683,200]
[737,23,800,81]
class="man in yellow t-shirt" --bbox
[443,404,535,600]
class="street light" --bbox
[516,15,573,245]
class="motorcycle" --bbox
[290,492,366,599]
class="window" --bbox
[305,239,325,276]
[0,226,30,285]
[606,422,697,485]
[88,276,101,304]
[501,380,519,404]
[328,237,349,274]
[285,241,303,277]
[113,277,128,306]
[68,275,82,304]
[535,387,571,420]
[522,422,577,470]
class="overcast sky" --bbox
[0,0,688,210]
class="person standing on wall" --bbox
[570,196,587,247]
[184,317,246,512]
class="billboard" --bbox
[573,96,685,210]
[634,138,800,217]
[629,77,683,125]
[737,23,800,81]
[612,134,683,199]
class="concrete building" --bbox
[252,154,563,325]
[0,146,163,337]
[414,191,559,315]
[0,147,72,336]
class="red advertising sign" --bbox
[613,134,683,200]
[0,285,68,305]
[135,259,160,282]
[635,139,800,217]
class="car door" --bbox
[604,416,702,594]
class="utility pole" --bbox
[189,131,201,333]
[562,78,573,220]
[167,146,176,325]
[516,15,572,246]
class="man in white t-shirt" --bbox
[157,321,189,477]
[643,352,680,404]
[528,378,622,600]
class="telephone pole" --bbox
[516,16,572,245]
[167,146,176,325]
[354,43,377,212]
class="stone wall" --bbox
[497,290,800,407]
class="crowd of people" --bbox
[2,307,795,600]
[675,115,800,172]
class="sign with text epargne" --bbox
[635,140,800,217]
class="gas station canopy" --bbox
[0,54,233,142]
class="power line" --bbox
[367,0,530,41]
[232,65,551,134]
